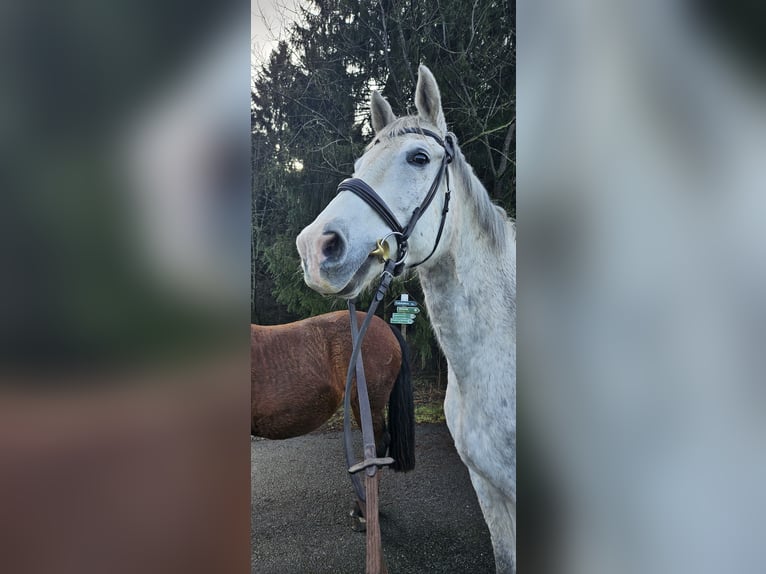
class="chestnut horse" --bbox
[251,311,415,472]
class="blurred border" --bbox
[0,2,251,573]
[519,1,766,573]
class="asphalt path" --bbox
[251,423,495,573]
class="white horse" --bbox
[296,65,516,573]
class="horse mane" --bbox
[371,116,510,250]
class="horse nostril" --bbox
[321,231,346,261]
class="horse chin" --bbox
[335,258,381,300]
[303,255,380,300]
[336,280,368,300]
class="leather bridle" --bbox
[340,127,455,505]
[337,127,455,277]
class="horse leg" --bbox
[350,496,367,532]
[468,468,516,574]
[373,410,390,459]
[351,389,390,459]
[349,398,389,533]
[349,466,387,531]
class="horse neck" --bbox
[416,172,516,388]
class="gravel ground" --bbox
[251,423,495,573]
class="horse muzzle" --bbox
[296,221,380,297]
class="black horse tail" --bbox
[387,324,416,472]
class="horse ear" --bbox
[371,91,396,133]
[415,65,446,132]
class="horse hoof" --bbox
[349,509,366,532]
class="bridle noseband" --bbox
[337,127,455,276]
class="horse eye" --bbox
[408,152,430,165]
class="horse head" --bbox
[297,65,454,299]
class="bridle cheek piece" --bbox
[336,127,454,277]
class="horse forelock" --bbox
[366,116,510,251]
[367,116,432,149]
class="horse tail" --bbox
[387,324,416,472]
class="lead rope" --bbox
[342,259,397,504]
[343,259,397,574]
[341,129,453,502]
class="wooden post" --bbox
[400,294,409,341]
[365,472,387,574]
[361,292,418,574]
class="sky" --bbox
[251,0,301,68]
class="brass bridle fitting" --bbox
[369,239,390,262]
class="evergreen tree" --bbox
[252,0,515,372]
